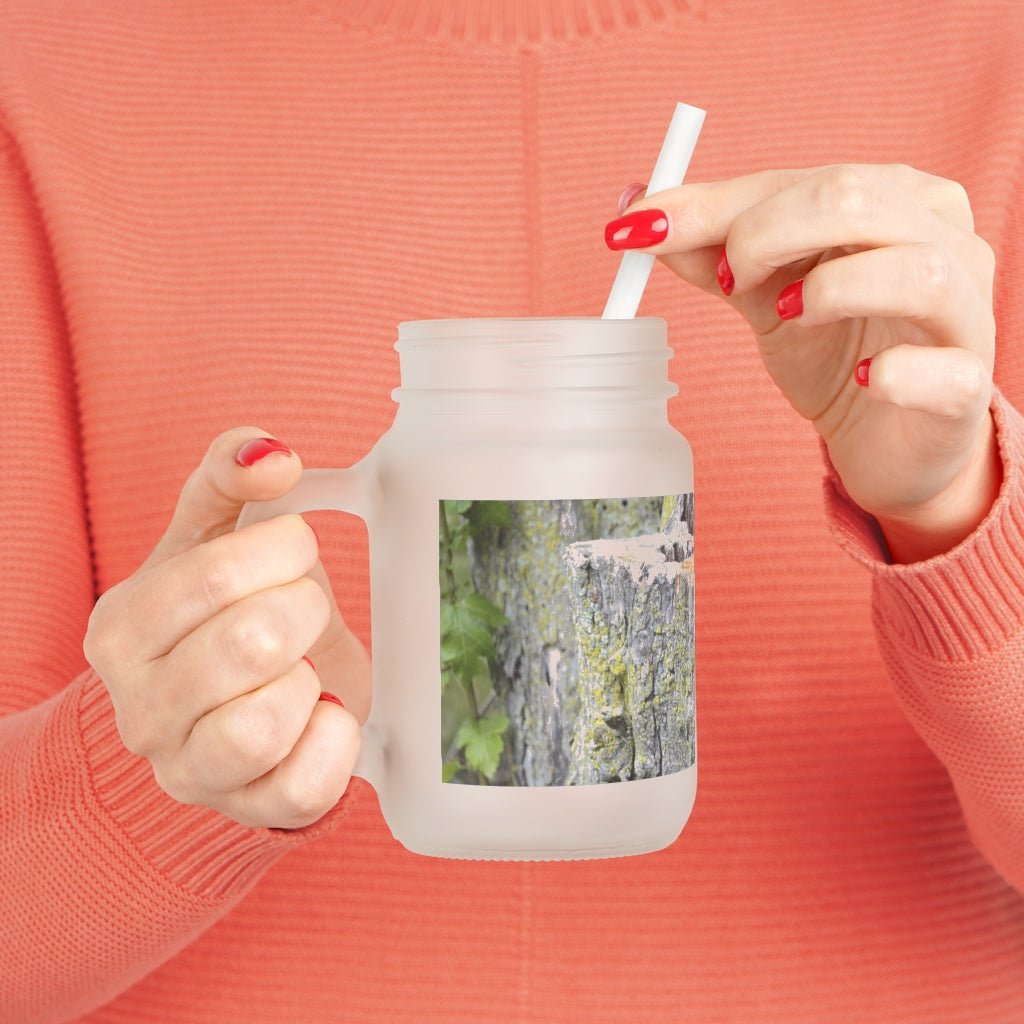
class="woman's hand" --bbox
[84,428,369,829]
[607,164,1000,562]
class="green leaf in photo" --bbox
[442,597,496,662]
[461,591,507,630]
[464,499,512,536]
[443,499,473,518]
[455,713,509,780]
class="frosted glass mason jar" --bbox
[240,317,696,860]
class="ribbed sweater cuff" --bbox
[824,391,1024,661]
[77,669,354,903]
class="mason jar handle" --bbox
[235,467,372,527]
[236,465,386,793]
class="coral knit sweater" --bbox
[2,1,1023,1021]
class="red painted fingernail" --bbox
[776,279,804,320]
[604,208,669,250]
[716,247,734,296]
[855,357,872,387]
[318,691,345,708]
[235,437,293,468]
[616,182,648,216]
[302,655,316,672]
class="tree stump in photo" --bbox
[562,525,694,785]
[468,497,665,785]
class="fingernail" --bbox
[776,280,804,320]
[855,357,872,387]
[318,691,345,708]
[302,655,316,672]
[616,182,648,216]
[235,437,293,468]
[716,247,734,296]
[604,208,669,250]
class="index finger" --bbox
[626,163,975,257]
[117,513,320,661]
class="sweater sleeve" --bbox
[0,129,352,1023]
[825,391,1024,895]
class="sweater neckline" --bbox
[322,0,703,44]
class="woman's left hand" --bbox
[606,164,1000,562]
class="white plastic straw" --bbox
[602,102,706,319]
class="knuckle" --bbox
[946,355,990,408]
[114,703,156,756]
[299,574,332,627]
[932,392,979,421]
[821,165,879,224]
[150,758,202,807]
[277,714,358,827]
[195,550,248,612]
[276,515,321,572]
[222,607,290,674]
[221,696,291,769]
[938,176,971,214]
[278,762,337,826]
[110,683,170,759]
[908,243,954,297]
[973,235,996,281]
[81,619,108,672]
[681,188,718,242]
[927,174,975,232]
[219,577,328,677]
[914,352,991,421]
[85,592,167,760]
[885,161,915,180]
[811,269,845,318]
[766,167,802,195]
[83,586,130,669]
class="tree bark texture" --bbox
[562,531,694,784]
[468,496,693,786]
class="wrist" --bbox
[873,412,1002,563]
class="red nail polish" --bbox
[235,437,293,468]
[616,182,648,216]
[318,691,345,708]
[604,208,669,250]
[302,655,316,672]
[716,248,734,296]
[776,280,804,320]
[855,357,872,387]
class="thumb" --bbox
[145,427,304,567]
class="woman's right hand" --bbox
[608,164,999,562]
[84,428,369,830]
